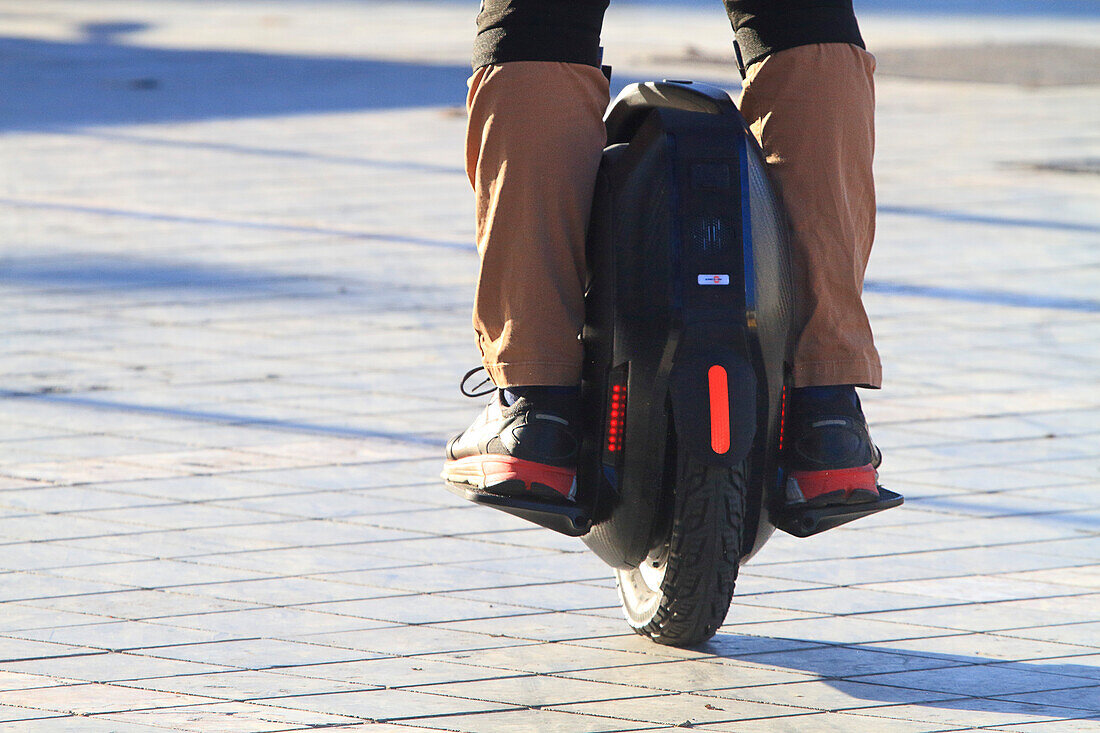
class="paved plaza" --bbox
[1,1,1099,730]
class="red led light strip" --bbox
[607,383,625,453]
[778,384,788,451]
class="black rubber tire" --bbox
[615,446,747,647]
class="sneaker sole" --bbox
[441,455,576,501]
[787,463,880,506]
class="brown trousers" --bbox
[465,44,882,389]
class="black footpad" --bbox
[774,487,904,538]
[444,482,593,537]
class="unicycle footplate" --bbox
[773,486,904,538]
[442,481,593,537]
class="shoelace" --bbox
[459,366,496,398]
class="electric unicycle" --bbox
[448,79,902,646]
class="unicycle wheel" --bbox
[615,441,747,647]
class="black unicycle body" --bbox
[449,79,902,647]
[577,81,793,645]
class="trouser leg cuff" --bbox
[484,361,583,388]
[792,358,882,390]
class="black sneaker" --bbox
[783,387,882,507]
[441,388,579,502]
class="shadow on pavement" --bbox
[0,21,473,130]
[0,20,715,131]
[1,389,443,448]
[0,252,340,294]
[702,633,1099,716]
[0,252,465,314]
[0,201,473,252]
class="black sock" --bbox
[793,384,858,409]
[502,385,580,407]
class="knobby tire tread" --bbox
[639,457,746,646]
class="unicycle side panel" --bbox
[580,115,679,569]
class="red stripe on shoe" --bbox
[444,454,576,499]
[788,463,879,502]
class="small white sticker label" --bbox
[698,274,730,285]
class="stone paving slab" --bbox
[1,0,1099,730]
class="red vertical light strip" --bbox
[708,365,730,454]
[778,384,787,451]
[607,383,625,453]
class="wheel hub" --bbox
[637,543,669,593]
